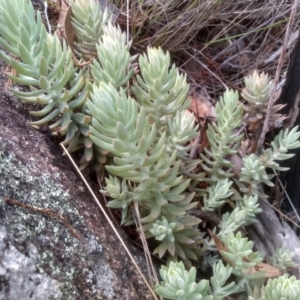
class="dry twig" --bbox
[5,197,81,239]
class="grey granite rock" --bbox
[0,226,62,300]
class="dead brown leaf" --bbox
[208,229,234,266]
[55,0,70,40]
[245,262,282,278]
[189,93,216,120]
[63,5,75,52]
[208,229,228,251]
[188,90,215,155]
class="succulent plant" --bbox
[166,110,198,160]
[242,70,273,105]
[249,275,300,300]
[239,126,300,196]
[155,261,213,300]
[210,260,241,298]
[241,70,285,130]
[200,89,243,182]
[132,47,190,128]
[70,0,111,60]
[266,126,300,163]
[239,153,274,196]
[0,0,89,154]
[1,1,300,299]
[269,247,297,270]
[202,178,233,211]
[90,22,136,88]
[87,81,204,262]
[221,232,264,273]
[149,216,176,241]
[0,0,120,170]
[155,260,241,300]
[219,195,262,237]
[144,215,204,263]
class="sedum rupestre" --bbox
[249,275,300,300]
[70,0,111,61]
[241,70,285,129]
[1,0,300,299]
[268,247,298,271]
[200,89,243,182]
[155,261,213,300]
[132,47,190,128]
[155,260,241,300]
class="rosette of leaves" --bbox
[202,178,233,211]
[166,110,198,160]
[155,261,241,300]
[144,215,204,265]
[70,0,111,60]
[269,247,297,270]
[242,70,273,105]
[155,261,213,300]
[210,260,241,299]
[86,83,142,172]
[132,47,190,128]
[149,216,176,242]
[90,22,136,88]
[220,231,264,278]
[219,195,262,237]
[249,275,300,300]
[200,89,244,183]
[166,110,205,183]
[241,70,285,129]
[238,154,274,197]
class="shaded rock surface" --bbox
[0,58,153,299]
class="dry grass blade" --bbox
[272,169,300,228]
[258,0,300,150]
[133,202,162,300]
[60,144,159,300]
[86,0,300,107]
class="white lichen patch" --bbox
[0,148,103,299]
[95,264,117,300]
[0,225,62,300]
